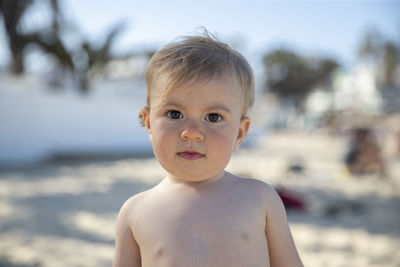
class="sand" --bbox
[0,131,399,267]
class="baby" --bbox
[113,32,303,267]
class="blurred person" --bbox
[397,130,400,158]
[113,32,303,267]
[344,127,388,177]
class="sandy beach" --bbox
[0,131,399,267]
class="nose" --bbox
[180,120,205,142]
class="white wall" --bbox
[0,75,152,166]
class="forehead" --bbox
[149,73,243,106]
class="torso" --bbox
[128,173,271,267]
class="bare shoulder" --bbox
[233,176,280,201]
[233,176,273,189]
[114,187,159,266]
[233,175,303,266]
[117,186,156,222]
[232,175,285,215]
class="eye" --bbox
[205,113,222,123]
[166,110,183,120]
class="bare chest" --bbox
[132,193,269,267]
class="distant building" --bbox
[332,63,383,114]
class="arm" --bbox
[265,188,303,267]
[113,199,141,267]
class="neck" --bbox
[166,171,227,187]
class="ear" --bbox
[140,106,151,136]
[233,117,251,152]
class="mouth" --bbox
[177,151,205,160]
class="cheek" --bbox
[208,125,239,151]
[150,122,177,150]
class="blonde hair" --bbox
[142,31,254,124]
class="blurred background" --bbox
[0,1,399,266]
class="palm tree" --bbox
[358,29,400,112]
[0,0,33,74]
[262,49,339,109]
[0,0,127,93]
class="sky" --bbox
[0,0,399,73]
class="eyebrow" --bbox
[157,100,184,109]
[158,100,232,114]
[205,103,233,114]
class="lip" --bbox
[177,151,205,160]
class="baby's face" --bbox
[141,74,250,183]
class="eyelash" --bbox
[165,110,223,123]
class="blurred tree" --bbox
[358,29,400,112]
[0,0,34,73]
[381,42,400,88]
[357,29,382,61]
[77,22,126,93]
[32,0,74,71]
[358,29,400,88]
[262,49,339,109]
[0,0,127,94]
